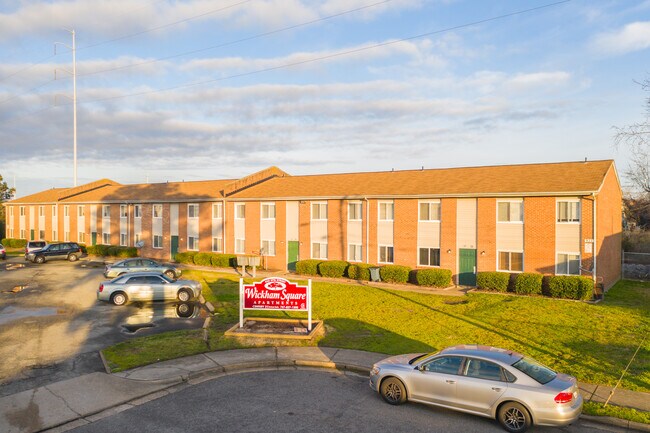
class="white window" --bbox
[120,205,127,218]
[379,202,394,221]
[348,202,362,221]
[212,237,223,252]
[78,206,85,217]
[120,233,127,246]
[212,203,223,219]
[134,205,142,218]
[379,245,394,263]
[498,201,523,223]
[312,242,328,259]
[153,235,163,249]
[9,207,13,217]
[51,230,57,241]
[39,230,45,240]
[498,251,524,272]
[419,248,440,266]
[102,233,110,244]
[10,228,14,238]
[311,202,328,220]
[235,203,246,219]
[19,229,25,239]
[557,253,580,275]
[153,204,163,218]
[64,231,70,242]
[261,240,276,256]
[261,203,276,219]
[188,236,199,250]
[188,204,199,218]
[78,232,86,244]
[19,206,25,216]
[557,201,580,223]
[102,205,110,218]
[39,206,45,217]
[419,202,441,221]
[348,244,362,262]
[235,238,245,254]
[52,206,57,217]
[64,205,70,217]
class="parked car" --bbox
[369,344,582,433]
[24,240,47,260]
[97,272,202,306]
[103,258,182,279]
[27,242,82,263]
[0,243,6,260]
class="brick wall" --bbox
[246,201,260,255]
[394,199,417,266]
[523,197,556,274]
[477,198,497,272]
[110,204,120,246]
[199,202,212,252]
[267,201,287,270]
[299,201,310,261]
[327,199,345,261]
[440,198,457,282]
[367,200,378,264]
[225,201,235,255]
[597,166,622,290]
[581,197,594,277]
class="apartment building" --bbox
[4,160,622,289]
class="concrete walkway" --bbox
[0,347,648,433]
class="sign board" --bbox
[239,277,312,330]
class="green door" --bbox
[459,248,477,286]
[287,241,299,271]
[171,236,179,260]
[91,232,97,246]
[30,229,34,240]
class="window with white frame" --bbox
[212,237,223,252]
[134,233,141,244]
[39,206,45,217]
[19,229,25,239]
[120,205,127,218]
[153,204,163,218]
[379,202,394,221]
[64,231,70,242]
[348,202,362,221]
[235,238,245,254]
[188,204,199,218]
[19,206,25,216]
[379,245,394,263]
[498,251,523,272]
[312,242,328,259]
[78,205,85,217]
[51,230,57,241]
[188,236,199,250]
[9,228,14,238]
[52,206,57,217]
[134,205,142,218]
[419,202,441,221]
[153,235,163,248]
[498,201,523,222]
[348,244,362,262]
[120,233,127,246]
[39,230,45,240]
[261,203,276,219]
[262,240,276,256]
[235,203,245,219]
[102,205,110,217]
[556,253,580,275]
[78,232,86,244]
[311,202,327,220]
[557,201,580,223]
[102,233,110,244]
[212,203,223,219]
[419,248,440,266]
[64,206,70,217]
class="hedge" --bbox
[476,272,510,292]
[318,260,349,278]
[295,259,323,276]
[513,272,543,295]
[379,265,411,284]
[174,251,197,264]
[211,253,237,268]
[545,275,593,300]
[193,252,213,266]
[413,268,452,287]
[1,238,27,248]
[86,245,137,258]
[347,263,372,281]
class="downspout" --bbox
[222,199,227,254]
[364,197,369,263]
[592,193,597,288]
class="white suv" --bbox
[24,240,47,260]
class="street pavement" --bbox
[0,347,648,433]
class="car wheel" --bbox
[35,256,45,264]
[177,288,192,302]
[68,254,79,262]
[498,402,532,433]
[111,292,128,306]
[380,377,407,405]
[164,270,175,279]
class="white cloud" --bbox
[592,21,650,54]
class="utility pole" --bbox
[54,29,78,187]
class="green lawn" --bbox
[102,271,650,393]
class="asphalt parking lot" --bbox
[0,255,205,396]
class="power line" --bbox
[0,79,56,105]
[0,54,57,84]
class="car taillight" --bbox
[99,284,104,292]
[554,392,573,404]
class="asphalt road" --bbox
[0,255,205,396]
[70,370,624,433]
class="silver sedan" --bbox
[103,258,182,279]
[369,345,582,433]
[97,272,202,306]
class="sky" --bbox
[0,0,649,198]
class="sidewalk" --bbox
[0,347,648,433]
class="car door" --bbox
[455,358,508,415]
[141,259,156,272]
[408,355,463,407]
[125,275,154,301]
[125,259,141,273]
[44,244,61,260]
[145,275,168,300]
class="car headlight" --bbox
[370,366,380,376]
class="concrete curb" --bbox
[580,414,650,432]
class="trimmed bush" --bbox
[116,247,137,258]
[295,259,322,276]
[86,244,136,258]
[513,272,543,295]
[211,253,237,268]
[193,252,213,266]
[545,275,593,300]
[318,260,349,278]
[347,263,372,281]
[477,272,510,292]
[174,251,197,264]
[413,268,452,287]
[379,265,411,284]
[1,238,27,248]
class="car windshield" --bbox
[511,356,557,384]
[409,352,437,365]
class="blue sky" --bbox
[0,0,649,197]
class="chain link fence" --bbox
[622,252,650,280]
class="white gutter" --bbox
[222,199,227,254]
[593,193,597,286]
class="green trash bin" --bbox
[369,267,381,282]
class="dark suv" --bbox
[27,242,82,264]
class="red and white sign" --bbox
[239,277,312,330]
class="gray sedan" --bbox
[97,272,202,306]
[103,258,182,279]
[369,345,582,433]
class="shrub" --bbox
[318,260,349,278]
[379,265,411,284]
[86,245,136,258]
[413,268,452,287]
[193,252,213,266]
[476,272,510,292]
[174,251,197,264]
[545,276,593,300]
[347,263,372,281]
[513,273,543,295]
[116,247,137,258]
[211,253,237,268]
[295,259,322,276]
[1,238,27,248]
